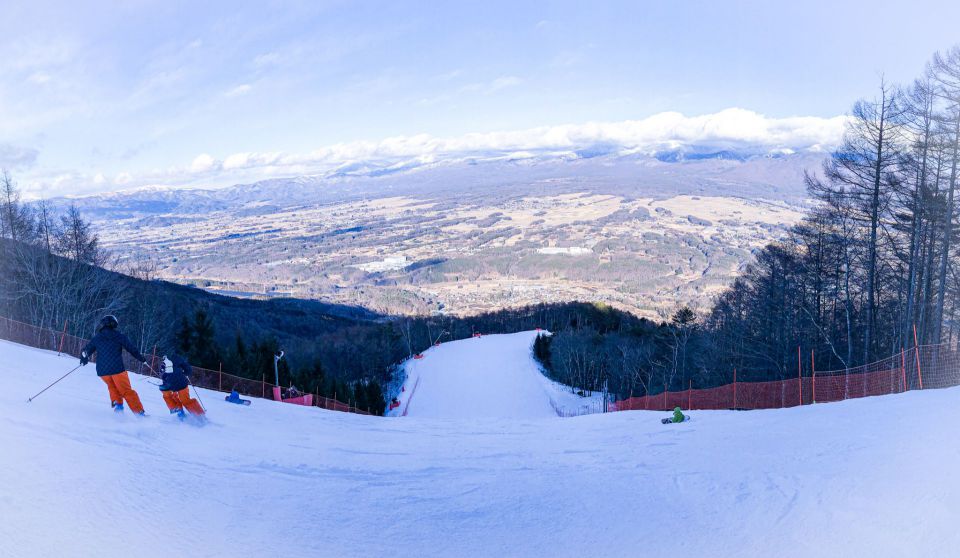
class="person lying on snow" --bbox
[80,315,148,415]
[159,353,205,419]
[661,407,690,424]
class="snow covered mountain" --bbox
[53,150,823,220]
[3,334,959,557]
[45,151,824,316]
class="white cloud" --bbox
[32,109,848,197]
[225,84,252,98]
[190,153,218,173]
[253,52,282,68]
[183,108,843,179]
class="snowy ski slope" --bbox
[2,336,959,557]
[394,331,602,418]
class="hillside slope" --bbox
[394,331,602,418]
[2,338,958,557]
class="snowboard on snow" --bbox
[661,415,690,424]
[225,390,251,406]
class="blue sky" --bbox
[2,0,959,197]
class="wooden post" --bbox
[662,384,666,411]
[687,380,692,410]
[798,345,802,406]
[914,324,924,390]
[733,368,737,409]
[901,349,907,392]
[262,375,265,398]
[218,362,223,391]
[57,320,68,356]
[810,349,816,403]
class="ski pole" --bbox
[187,378,206,413]
[28,364,82,402]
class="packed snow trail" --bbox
[3,338,960,557]
[397,331,593,418]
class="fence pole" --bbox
[662,384,666,411]
[218,362,222,392]
[262,375,265,398]
[798,345,802,406]
[811,349,816,403]
[57,320,68,356]
[901,349,907,392]
[687,380,692,410]
[733,369,737,409]
[914,324,924,390]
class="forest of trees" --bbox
[707,46,960,382]
[535,45,960,399]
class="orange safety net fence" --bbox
[0,316,372,416]
[613,344,960,411]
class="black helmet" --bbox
[99,315,119,331]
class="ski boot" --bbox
[170,408,186,420]
[112,401,124,413]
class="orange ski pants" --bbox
[101,372,144,414]
[162,388,205,416]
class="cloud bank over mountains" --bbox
[30,109,846,197]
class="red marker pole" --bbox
[733,369,738,409]
[57,320,68,356]
[810,349,816,403]
[913,324,923,390]
[798,345,803,406]
[901,349,907,392]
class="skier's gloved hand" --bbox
[80,355,89,366]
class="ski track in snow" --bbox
[1,336,959,557]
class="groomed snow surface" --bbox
[393,331,603,418]
[2,333,959,558]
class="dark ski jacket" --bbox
[160,354,192,392]
[81,328,147,377]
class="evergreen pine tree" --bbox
[174,316,192,355]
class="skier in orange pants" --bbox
[101,372,145,414]
[159,354,205,418]
[80,315,147,415]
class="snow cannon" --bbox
[414,353,425,360]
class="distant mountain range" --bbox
[55,148,824,219]
[50,148,825,317]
